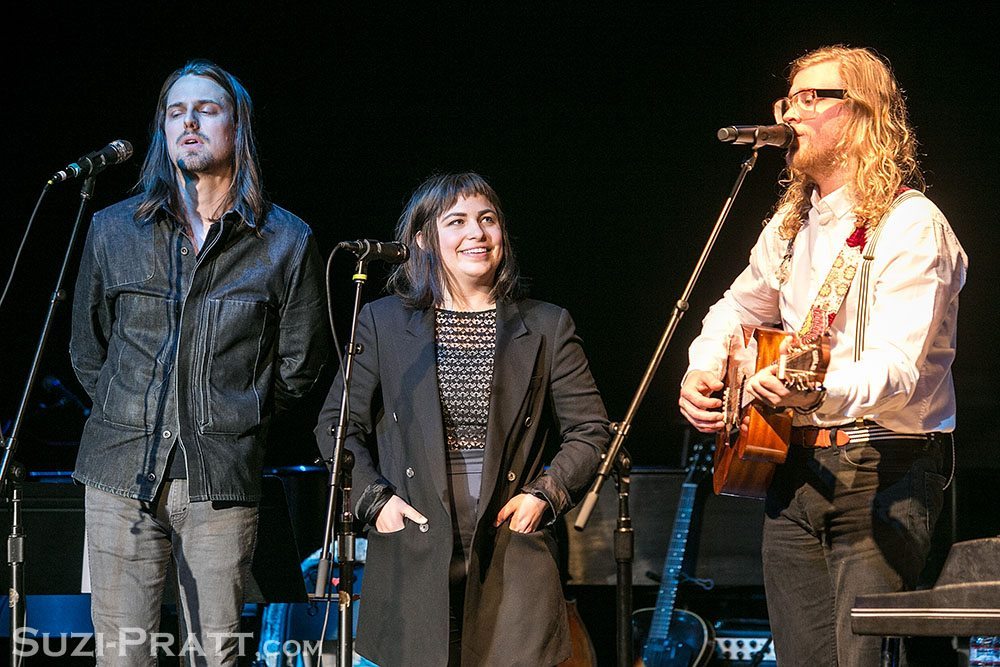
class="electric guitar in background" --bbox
[713,326,830,499]
[631,442,714,667]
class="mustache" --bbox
[177,131,209,145]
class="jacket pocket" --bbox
[198,298,274,434]
[99,293,176,431]
[104,228,154,288]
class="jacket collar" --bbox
[139,200,257,230]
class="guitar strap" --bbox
[796,187,923,350]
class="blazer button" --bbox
[524,416,533,427]
[146,472,156,482]
[180,246,189,256]
[406,467,415,478]
[418,523,429,533]
[162,429,172,439]
[507,471,517,482]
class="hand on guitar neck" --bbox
[707,326,831,499]
[680,332,827,436]
[679,371,726,434]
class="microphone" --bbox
[338,239,410,264]
[717,124,794,149]
[50,139,134,183]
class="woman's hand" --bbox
[374,494,427,533]
[495,493,549,533]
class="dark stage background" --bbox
[2,4,998,658]
[5,1,996,479]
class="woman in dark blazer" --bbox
[315,172,610,666]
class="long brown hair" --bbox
[774,46,924,239]
[135,59,268,225]
[387,172,524,309]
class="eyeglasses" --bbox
[773,88,847,122]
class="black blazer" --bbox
[315,295,610,667]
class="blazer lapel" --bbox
[404,308,450,515]
[479,300,541,521]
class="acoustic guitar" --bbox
[713,326,830,499]
[558,598,599,666]
[631,442,714,667]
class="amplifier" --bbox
[0,476,305,603]
[563,467,766,587]
[711,618,776,666]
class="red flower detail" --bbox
[827,312,837,328]
[846,226,867,248]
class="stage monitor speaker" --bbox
[0,479,85,594]
[562,462,957,590]
[0,476,306,603]
[563,467,766,587]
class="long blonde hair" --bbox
[774,46,925,239]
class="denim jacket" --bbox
[70,195,327,502]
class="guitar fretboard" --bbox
[645,480,698,642]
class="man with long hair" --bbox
[679,46,967,665]
[70,60,327,665]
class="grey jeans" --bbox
[762,436,947,667]
[85,481,259,666]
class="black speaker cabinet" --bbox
[0,476,306,603]
[563,467,766,587]
[562,461,957,588]
[0,479,86,595]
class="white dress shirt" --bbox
[686,186,968,432]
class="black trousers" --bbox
[762,435,947,667]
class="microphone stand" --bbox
[336,451,355,667]
[1,176,97,665]
[613,448,633,667]
[313,253,370,667]
[574,149,760,667]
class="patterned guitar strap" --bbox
[796,187,923,347]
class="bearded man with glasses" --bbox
[679,46,967,666]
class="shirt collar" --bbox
[150,202,255,229]
[808,185,854,227]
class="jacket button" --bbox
[162,430,172,439]
[418,523,429,533]
[180,246,189,256]
[406,467,415,478]
[524,416,533,427]
[146,472,156,482]
[507,471,517,482]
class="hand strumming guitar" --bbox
[745,334,826,411]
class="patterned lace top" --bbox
[435,308,497,450]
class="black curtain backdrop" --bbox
[3,2,997,477]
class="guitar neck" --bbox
[646,480,698,641]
